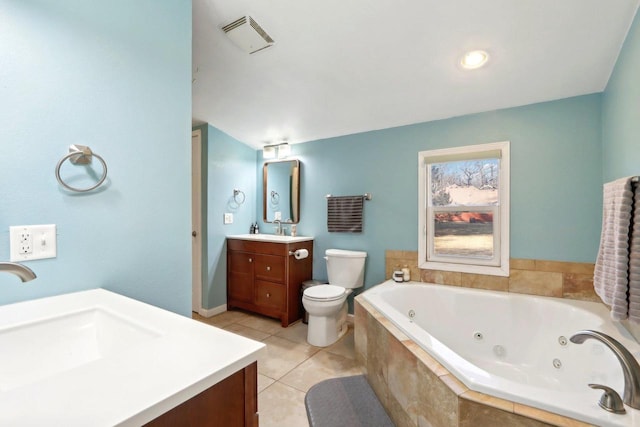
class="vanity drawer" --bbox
[255,281,285,311]
[227,239,290,256]
[254,254,285,283]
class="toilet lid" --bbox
[304,285,346,301]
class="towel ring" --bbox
[233,189,245,205]
[270,191,280,204]
[55,145,108,193]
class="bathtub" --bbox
[361,280,640,427]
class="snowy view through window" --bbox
[430,159,499,258]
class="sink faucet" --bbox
[0,262,37,282]
[570,330,640,410]
[274,220,283,236]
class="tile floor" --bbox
[193,310,362,427]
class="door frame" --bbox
[192,129,203,314]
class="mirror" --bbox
[263,159,300,224]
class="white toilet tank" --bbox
[325,249,367,289]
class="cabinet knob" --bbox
[266,293,271,298]
[266,266,271,271]
[248,258,253,263]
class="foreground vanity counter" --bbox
[0,289,265,426]
[227,234,313,327]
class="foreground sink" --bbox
[0,289,264,426]
[0,308,160,392]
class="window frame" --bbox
[418,141,510,277]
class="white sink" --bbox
[0,289,265,426]
[0,308,160,392]
[228,233,313,243]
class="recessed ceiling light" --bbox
[461,50,489,70]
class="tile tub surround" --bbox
[385,250,599,302]
[354,297,594,427]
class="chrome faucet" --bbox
[570,330,640,410]
[0,262,37,282]
[274,220,283,236]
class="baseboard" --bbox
[198,304,227,318]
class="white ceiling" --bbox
[192,0,639,149]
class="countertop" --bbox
[0,289,265,426]
[228,233,314,243]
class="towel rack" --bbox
[325,193,372,200]
[233,189,245,205]
[55,144,108,192]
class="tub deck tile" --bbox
[439,374,468,396]
[460,390,514,413]
[460,399,554,427]
[513,404,596,427]
[405,341,449,377]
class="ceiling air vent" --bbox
[222,16,274,54]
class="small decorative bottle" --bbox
[402,265,411,282]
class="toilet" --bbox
[302,249,367,347]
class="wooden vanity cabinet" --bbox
[145,362,258,427]
[227,238,313,327]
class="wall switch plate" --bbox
[223,213,233,224]
[10,224,57,261]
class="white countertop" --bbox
[0,289,265,426]
[228,233,314,243]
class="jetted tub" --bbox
[361,280,640,427]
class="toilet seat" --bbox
[304,285,346,301]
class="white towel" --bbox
[628,184,640,322]
[594,177,635,320]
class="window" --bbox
[418,141,510,276]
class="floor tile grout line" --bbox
[274,379,309,395]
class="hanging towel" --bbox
[628,183,640,322]
[327,195,364,232]
[594,177,636,321]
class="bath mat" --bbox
[305,375,395,427]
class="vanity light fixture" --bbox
[461,50,489,70]
[263,145,276,159]
[262,141,290,159]
[277,143,291,159]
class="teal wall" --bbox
[257,95,603,293]
[0,1,193,315]
[203,125,257,310]
[602,6,640,181]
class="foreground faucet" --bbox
[0,262,37,282]
[570,330,640,410]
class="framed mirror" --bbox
[263,159,300,224]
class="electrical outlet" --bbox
[223,213,233,224]
[18,229,33,254]
[10,224,57,261]
[274,211,282,220]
